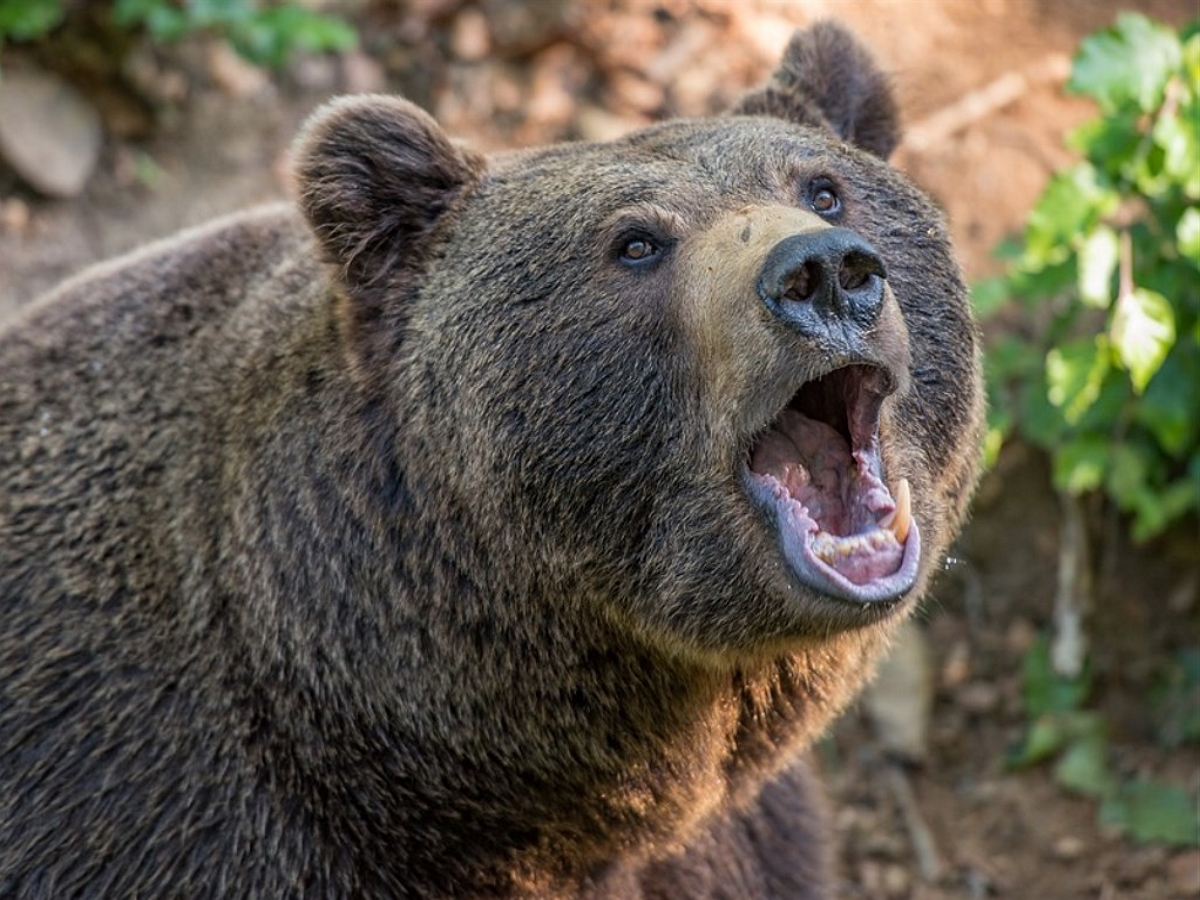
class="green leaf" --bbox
[1053,435,1109,495]
[1074,368,1133,434]
[1069,12,1183,113]
[1009,713,1071,768]
[187,0,254,29]
[1180,89,1200,199]
[988,335,1044,381]
[1022,634,1091,717]
[150,7,191,41]
[1154,648,1200,749]
[1022,164,1115,267]
[980,424,1005,470]
[1179,207,1200,263]
[1163,474,1200,521]
[229,18,287,67]
[1055,728,1118,799]
[1130,489,1168,541]
[1069,113,1142,177]
[0,0,64,41]
[112,0,158,27]
[1070,113,1142,189]
[1106,441,1153,508]
[1101,780,1200,846]
[229,6,356,68]
[1135,475,1200,540]
[1006,257,1079,308]
[1077,225,1119,308]
[1017,373,1066,448]
[992,235,1025,263]
[261,6,356,54]
[971,276,1011,319]
[1154,99,1199,189]
[1186,31,1200,83]
[1010,709,1109,774]
[112,0,190,39]
[1111,287,1176,392]
[1138,342,1200,456]
[1046,335,1111,424]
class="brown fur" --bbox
[0,22,983,898]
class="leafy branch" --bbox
[1010,636,1199,847]
[0,0,357,69]
[977,13,1200,542]
[990,12,1200,851]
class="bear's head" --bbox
[292,22,984,663]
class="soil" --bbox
[1,1,1197,897]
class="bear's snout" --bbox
[675,205,912,442]
[757,228,887,341]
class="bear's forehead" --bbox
[483,119,873,217]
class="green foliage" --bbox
[0,0,61,43]
[1010,635,1200,846]
[113,0,356,68]
[1152,647,1200,749]
[0,0,355,68]
[1100,780,1200,846]
[977,13,1200,541]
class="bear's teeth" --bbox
[811,529,897,563]
[878,477,911,543]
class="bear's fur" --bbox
[0,22,983,898]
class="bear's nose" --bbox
[757,228,887,337]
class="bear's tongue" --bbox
[749,408,910,585]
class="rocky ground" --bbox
[1,1,1197,897]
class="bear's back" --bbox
[0,205,350,898]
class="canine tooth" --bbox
[879,477,912,543]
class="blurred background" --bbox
[0,1,1196,897]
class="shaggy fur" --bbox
[0,22,983,898]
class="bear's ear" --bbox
[730,21,900,160]
[292,95,485,289]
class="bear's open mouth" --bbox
[746,364,920,604]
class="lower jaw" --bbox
[780,517,922,604]
[746,473,923,605]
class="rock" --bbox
[0,197,31,234]
[124,46,190,106]
[607,71,665,115]
[1005,616,1038,654]
[857,860,913,898]
[0,67,103,198]
[882,862,912,897]
[479,0,567,55]
[290,54,340,93]
[207,43,270,98]
[1051,834,1086,860]
[341,51,387,95]
[957,681,1001,715]
[452,9,491,62]
[524,43,587,128]
[1168,849,1200,897]
[575,106,641,143]
[1167,571,1198,614]
[941,638,972,688]
[863,619,934,763]
[1119,846,1169,885]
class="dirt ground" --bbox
[1,1,1197,897]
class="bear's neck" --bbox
[215,344,874,894]
[277,615,846,894]
[251,559,867,894]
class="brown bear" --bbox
[0,22,983,899]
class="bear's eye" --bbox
[807,180,842,217]
[618,236,660,266]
